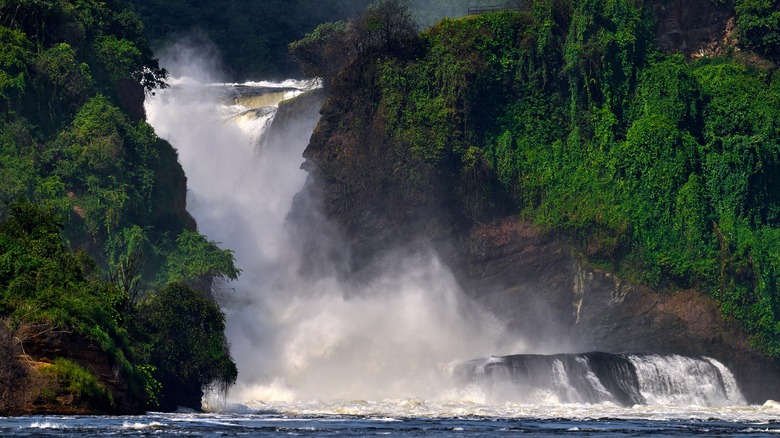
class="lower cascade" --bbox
[455,352,746,407]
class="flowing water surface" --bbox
[3,407,780,436]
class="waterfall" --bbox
[628,354,747,406]
[145,77,509,404]
[456,352,746,407]
[144,56,749,410]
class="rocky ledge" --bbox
[462,218,780,404]
[0,323,145,415]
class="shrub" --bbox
[40,358,113,409]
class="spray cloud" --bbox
[145,41,512,407]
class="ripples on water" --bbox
[3,402,780,437]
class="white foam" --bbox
[629,354,745,406]
[238,399,780,423]
[28,421,67,429]
[764,400,780,409]
[121,421,166,429]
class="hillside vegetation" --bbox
[294,0,780,357]
[0,0,238,413]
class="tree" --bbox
[0,26,30,105]
[162,230,241,287]
[350,0,418,55]
[735,0,780,63]
[289,0,419,85]
[133,282,237,411]
[288,21,351,87]
[33,43,94,120]
[0,0,235,412]
[0,200,127,329]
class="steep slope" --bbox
[0,0,237,414]
[294,0,780,403]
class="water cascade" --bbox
[146,77,509,405]
[456,353,746,407]
[146,72,749,412]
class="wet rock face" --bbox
[116,78,146,122]
[295,68,465,273]
[458,219,731,358]
[654,0,733,55]
[460,220,579,352]
[297,142,780,402]
[455,218,780,404]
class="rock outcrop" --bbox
[292,2,780,405]
[0,323,145,415]
[654,0,733,56]
[461,218,780,403]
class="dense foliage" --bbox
[298,0,780,357]
[0,202,126,347]
[734,0,780,62]
[0,201,143,409]
[132,282,237,411]
[0,0,239,411]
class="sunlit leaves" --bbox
[370,0,780,356]
[0,200,127,340]
[0,26,30,102]
[162,230,241,285]
[93,35,142,82]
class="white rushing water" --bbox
[146,77,509,406]
[145,76,775,422]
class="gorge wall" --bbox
[654,0,733,56]
[292,2,780,404]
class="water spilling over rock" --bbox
[455,352,746,407]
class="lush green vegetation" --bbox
[289,0,418,87]
[733,0,780,62]
[132,282,237,411]
[296,0,780,357]
[0,201,128,354]
[0,0,240,411]
[40,358,114,409]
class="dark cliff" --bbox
[0,0,237,415]
[292,0,780,403]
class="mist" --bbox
[156,32,227,84]
[145,41,519,407]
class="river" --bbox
[4,406,780,436]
